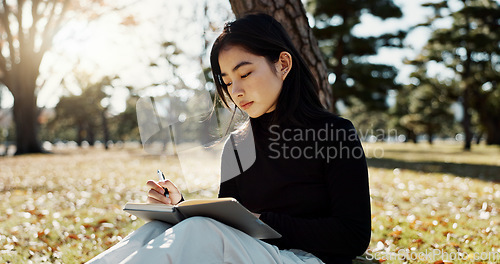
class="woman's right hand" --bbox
[146,179,183,205]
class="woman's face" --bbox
[218,45,287,118]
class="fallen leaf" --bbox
[388,230,402,237]
[66,233,79,240]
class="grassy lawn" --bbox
[360,142,499,264]
[0,142,499,263]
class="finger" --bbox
[147,188,172,205]
[157,179,183,205]
[147,196,171,205]
[157,179,180,195]
[146,196,164,204]
[146,180,168,196]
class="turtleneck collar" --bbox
[252,111,274,120]
[250,111,275,128]
[248,111,277,139]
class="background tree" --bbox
[0,0,125,154]
[310,0,406,113]
[48,75,113,148]
[342,97,390,141]
[229,0,333,111]
[0,86,14,153]
[400,84,454,145]
[392,64,456,144]
[0,0,68,154]
[389,84,417,143]
[108,87,140,142]
[411,0,500,149]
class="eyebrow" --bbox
[220,61,252,76]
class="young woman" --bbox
[87,13,371,264]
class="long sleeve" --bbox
[218,135,242,201]
[259,119,371,258]
[216,113,371,262]
[218,177,241,201]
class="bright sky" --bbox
[0,0,456,114]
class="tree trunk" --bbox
[427,125,433,145]
[460,95,472,151]
[473,89,499,146]
[229,0,333,112]
[101,109,110,150]
[13,87,42,155]
[475,132,482,145]
[88,123,95,146]
[77,122,84,146]
[485,119,500,145]
[460,4,473,151]
[405,129,417,143]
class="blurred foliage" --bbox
[388,83,418,143]
[409,0,500,148]
[41,80,141,146]
[109,92,140,142]
[309,0,406,112]
[400,83,454,144]
[341,98,391,141]
[392,66,456,144]
[43,75,113,147]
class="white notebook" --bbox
[124,197,281,240]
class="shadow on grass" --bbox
[367,158,500,183]
[379,148,499,156]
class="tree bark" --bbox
[229,0,333,112]
[12,85,43,155]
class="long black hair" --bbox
[210,13,331,127]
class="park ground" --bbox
[0,142,499,263]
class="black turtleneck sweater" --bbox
[218,112,371,263]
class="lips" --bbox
[240,101,254,110]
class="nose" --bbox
[231,81,244,98]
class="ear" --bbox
[276,51,292,81]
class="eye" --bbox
[225,82,232,87]
[241,72,251,78]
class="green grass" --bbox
[359,142,499,264]
[0,142,499,263]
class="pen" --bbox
[157,169,169,198]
